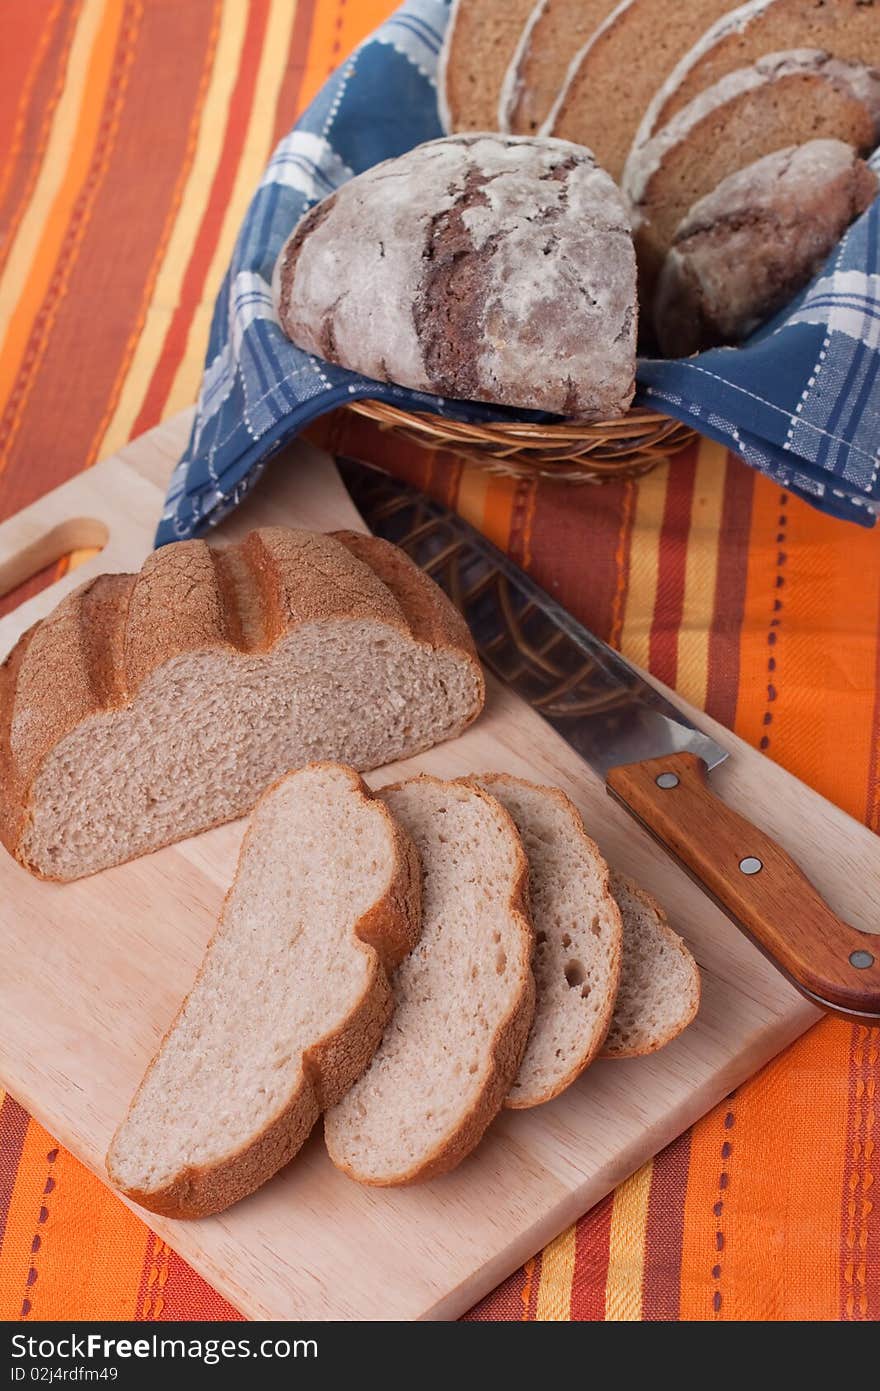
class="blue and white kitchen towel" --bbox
[157,0,880,544]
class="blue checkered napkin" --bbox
[157,0,880,544]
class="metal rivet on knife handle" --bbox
[739,857,763,876]
[655,772,680,789]
[850,950,876,970]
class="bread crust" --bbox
[472,773,622,1108]
[601,874,701,1058]
[327,774,535,1185]
[105,764,422,1218]
[0,528,484,880]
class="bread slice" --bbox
[105,764,421,1217]
[501,0,619,137]
[640,0,880,141]
[655,140,879,357]
[602,875,700,1057]
[324,776,534,1185]
[546,0,738,182]
[472,775,621,1107]
[0,527,483,880]
[438,0,538,132]
[625,49,880,294]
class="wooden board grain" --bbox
[0,411,876,1321]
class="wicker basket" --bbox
[347,399,696,484]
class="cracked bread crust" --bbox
[273,133,637,419]
[655,140,878,356]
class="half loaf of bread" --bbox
[0,527,483,880]
[325,775,534,1184]
[105,764,421,1217]
[472,775,622,1107]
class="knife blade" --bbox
[339,456,880,1023]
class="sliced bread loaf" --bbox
[625,49,880,293]
[438,0,537,132]
[105,764,421,1217]
[472,775,622,1107]
[324,776,534,1185]
[0,527,483,880]
[547,0,738,182]
[602,875,700,1057]
[641,0,880,141]
[501,0,619,137]
[655,140,879,356]
[274,134,637,419]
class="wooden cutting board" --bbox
[1,412,876,1322]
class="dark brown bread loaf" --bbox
[547,0,739,182]
[625,49,880,300]
[655,141,878,357]
[438,0,537,131]
[641,0,880,141]
[274,134,637,419]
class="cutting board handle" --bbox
[607,751,880,1021]
[0,517,108,602]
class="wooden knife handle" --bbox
[606,751,880,1020]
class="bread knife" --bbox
[338,456,880,1022]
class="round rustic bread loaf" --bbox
[547,0,739,182]
[274,134,637,419]
[655,140,878,357]
[500,0,619,137]
[439,0,537,132]
[625,49,880,300]
[640,0,880,143]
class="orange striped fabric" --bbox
[0,0,878,1322]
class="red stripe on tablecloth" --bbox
[463,1252,542,1320]
[130,0,271,439]
[648,445,698,688]
[516,478,633,642]
[641,1128,692,1321]
[272,0,320,137]
[0,1095,30,1256]
[569,1192,614,1319]
[705,455,754,731]
[0,1,79,278]
[0,1,220,518]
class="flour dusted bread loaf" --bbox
[325,776,534,1184]
[547,0,738,182]
[641,0,880,141]
[274,134,637,419]
[655,141,878,357]
[106,764,421,1217]
[439,0,537,131]
[473,776,621,1107]
[625,50,880,293]
[0,528,483,880]
[602,875,700,1057]
[501,0,618,137]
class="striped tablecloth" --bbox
[0,0,877,1322]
